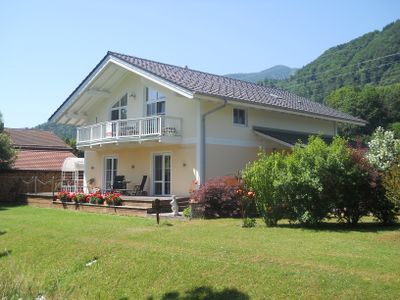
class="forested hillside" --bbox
[33,122,76,140]
[225,65,297,83]
[267,21,400,103]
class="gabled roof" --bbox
[12,150,75,171]
[5,128,72,151]
[4,128,75,171]
[50,51,366,125]
[108,52,365,125]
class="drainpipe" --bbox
[199,99,228,185]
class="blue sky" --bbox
[1,0,399,128]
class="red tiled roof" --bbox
[12,149,75,171]
[4,128,72,150]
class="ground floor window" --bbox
[104,157,118,191]
[153,153,171,195]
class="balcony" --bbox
[77,116,182,148]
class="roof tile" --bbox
[109,51,365,124]
[5,128,72,150]
[12,150,75,171]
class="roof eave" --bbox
[194,92,366,126]
[49,53,195,124]
[108,55,194,99]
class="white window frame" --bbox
[145,87,166,116]
[110,93,128,121]
[233,107,247,127]
[151,152,172,196]
[103,156,118,191]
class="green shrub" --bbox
[328,142,371,225]
[281,137,333,225]
[244,136,395,227]
[383,162,400,210]
[182,206,191,218]
[242,151,287,226]
[242,217,257,228]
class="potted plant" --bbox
[104,192,122,206]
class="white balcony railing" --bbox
[77,116,182,147]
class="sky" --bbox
[0,0,399,128]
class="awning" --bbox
[62,157,85,172]
[253,126,333,147]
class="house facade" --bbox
[49,52,365,196]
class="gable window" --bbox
[146,87,166,116]
[233,108,247,126]
[110,94,128,121]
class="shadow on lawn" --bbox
[0,249,12,259]
[147,286,249,300]
[0,200,29,211]
[277,222,400,233]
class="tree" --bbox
[0,111,16,169]
[366,127,400,171]
[326,86,387,138]
[63,137,84,158]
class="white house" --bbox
[49,51,365,196]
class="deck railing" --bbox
[77,116,182,146]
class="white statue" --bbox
[170,195,179,216]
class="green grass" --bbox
[0,205,399,299]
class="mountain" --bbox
[225,65,298,83]
[33,122,76,140]
[272,20,400,103]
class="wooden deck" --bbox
[19,193,189,216]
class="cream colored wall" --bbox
[81,68,338,193]
[84,144,196,196]
[205,144,259,180]
[200,100,335,148]
[85,73,198,141]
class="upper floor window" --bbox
[233,108,247,126]
[146,87,166,116]
[110,94,127,120]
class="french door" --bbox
[104,157,118,191]
[153,153,171,195]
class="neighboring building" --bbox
[49,51,365,196]
[2,128,76,194]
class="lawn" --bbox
[0,205,399,299]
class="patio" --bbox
[20,192,189,216]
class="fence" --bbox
[0,171,62,201]
[21,176,60,194]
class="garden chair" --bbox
[132,175,147,196]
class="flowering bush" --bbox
[57,191,69,202]
[366,127,400,171]
[55,191,125,207]
[190,176,242,218]
[104,192,122,206]
[88,192,104,205]
[56,191,78,202]
[75,193,87,203]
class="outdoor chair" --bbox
[131,175,147,196]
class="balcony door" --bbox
[104,157,118,191]
[153,153,171,196]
